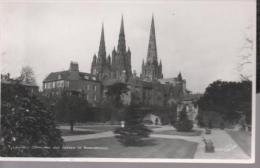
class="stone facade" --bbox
[43,62,101,105]
[91,16,131,82]
[90,15,188,107]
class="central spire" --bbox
[98,23,106,62]
[147,14,158,64]
[117,15,126,52]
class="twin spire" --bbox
[98,15,126,58]
[96,15,161,74]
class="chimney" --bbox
[69,61,79,71]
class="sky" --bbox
[0,0,256,93]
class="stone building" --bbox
[43,15,189,109]
[89,15,188,107]
[43,62,101,105]
[91,16,131,82]
[141,15,163,81]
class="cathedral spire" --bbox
[98,23,106,62]
[147,14,158,64]
[117,15,126,52]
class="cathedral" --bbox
[91,16,132,82]
[42,15,192,108]
[90,15,188,106]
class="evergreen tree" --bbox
[114,104,152,146]
[174,106,193,132]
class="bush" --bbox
[114,105,152,146]
[1,83,63,157]
[174,107,193,132]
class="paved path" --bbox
[58,125,98,132]
[63,131,114,142]
[61,125,250,159]
[194,129,250,159]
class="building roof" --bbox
[43,70,98,83]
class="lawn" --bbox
[62,137,198,158]
[226,130,251,156]
[154,130,202,136]
[60,129,96,136]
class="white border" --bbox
[0,0,257,164]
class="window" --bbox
[94,94,97,101]
[58,74,61,80]
[87,84,90,90]
[65,81,69,88]
[52,82,55,88]
[93,85,97,91]
[60,80,64,87]
[92,77,96,80]
[84,75,89,80]
[56,81,59,87]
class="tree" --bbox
[174,106,193,132]
[105,82,129,122]
[237,25,253,81]
[198,80,252,126]
[55,91,90,132]
[1,82,63,157]
[18,66,36,85]
[114,104,152,146]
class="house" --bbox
[42,62,101,105]
[1,73,39,96]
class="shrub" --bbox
[1,83,63,157]
[114,105,152,146]
[174,107,193,132]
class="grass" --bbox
[226,130,251,156]
[154,130,202,136]
[62,137,198,158]
[60,129,96,136]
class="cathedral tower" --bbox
[111,16,132,81]
[91,24,111,80]
[141,15,163,81]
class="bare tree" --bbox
[237,25,254,81]
[18,66,36,85]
